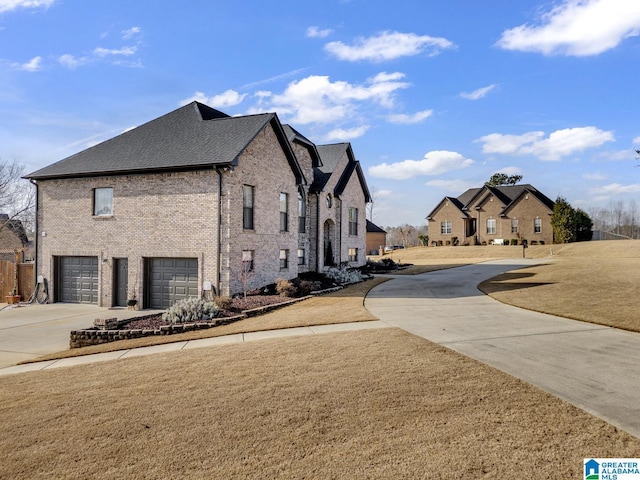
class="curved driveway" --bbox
[365,259,640,439]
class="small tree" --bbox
[237,259,255,299]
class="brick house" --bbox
[25,102,370,307]
[0,214,30,263]
[426,184,555,246]
[365,220,387,255]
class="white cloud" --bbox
[306,26,332,38]
[265,72,410,125]
[0,0,54,13]
[497,0,640,56]
[583,172,608,180]
[387,109,433,124]
[425,179,476,192]
[180,90,247,109]
[58,54,86,69]
[369,151,474,180]
[324,125,369,141]
[93,46,137,57]
[633,136,640,144]
[460,84,496,100]
[594,183,640,194]
[325,31,455,62]
[493,166,523,176]
[477,127,615,160]
[14,56,42,71]
[122,26,141,40]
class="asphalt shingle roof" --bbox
[26,102,279,180]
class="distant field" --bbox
[385,240,640,332]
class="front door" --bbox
[114,258,128,307]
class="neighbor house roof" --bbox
[366,220,386,234]
[427,184,554,220]
[25,102,305,184]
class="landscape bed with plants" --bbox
[70,264,387,348]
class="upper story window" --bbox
[348,207,358,236]
[511,219,519,233]
[93,188,113,216]
[534,218,542,233]
[298,191,306,234]
[326,194,332,208]
[243,185,254,230]
[487,218,496,235]
[280,192,289,232]
[440,221,452,235]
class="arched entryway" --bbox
[323,219,336,267]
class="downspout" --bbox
[215,167,223,295]
[315,193,320,270]
[337,198,342,264]
[29,179,39,296]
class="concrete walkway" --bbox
[365,259,640,439]
[0,320,389,376]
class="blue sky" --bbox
[2,0,640,227]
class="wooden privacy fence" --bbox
[0,259,34,300]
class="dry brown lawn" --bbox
[4,241,640,478]
[2,328,639,479]
[478,240,640,332]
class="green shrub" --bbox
[511,239,518,245]
[162,297,219,324]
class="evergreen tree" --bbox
[551,196,576,243]
[575,208,594,242]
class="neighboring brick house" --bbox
[426,184,555,246]
[365,220,387,255]
[0,214,30,262]
[25,102,371,307]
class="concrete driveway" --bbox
[0,304,163,368]
[365,259,640,439]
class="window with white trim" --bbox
[511,219,518,233]
[348,247,358,262]
[487,218,496,234]
[440,221,452,235]
[534,218,542,233]
[297,249,305,265]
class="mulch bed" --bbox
[122,295,290,330]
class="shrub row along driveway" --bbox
[365,258,640,439]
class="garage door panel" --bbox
[147,258,198,309]
[59,256,98,304]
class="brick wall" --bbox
[37,170,220,306]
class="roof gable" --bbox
[312,143,371,202]
[426,196,467,220]
[366,220,386,234]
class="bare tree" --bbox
[366,186,380,222]
[0,159,35,234]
